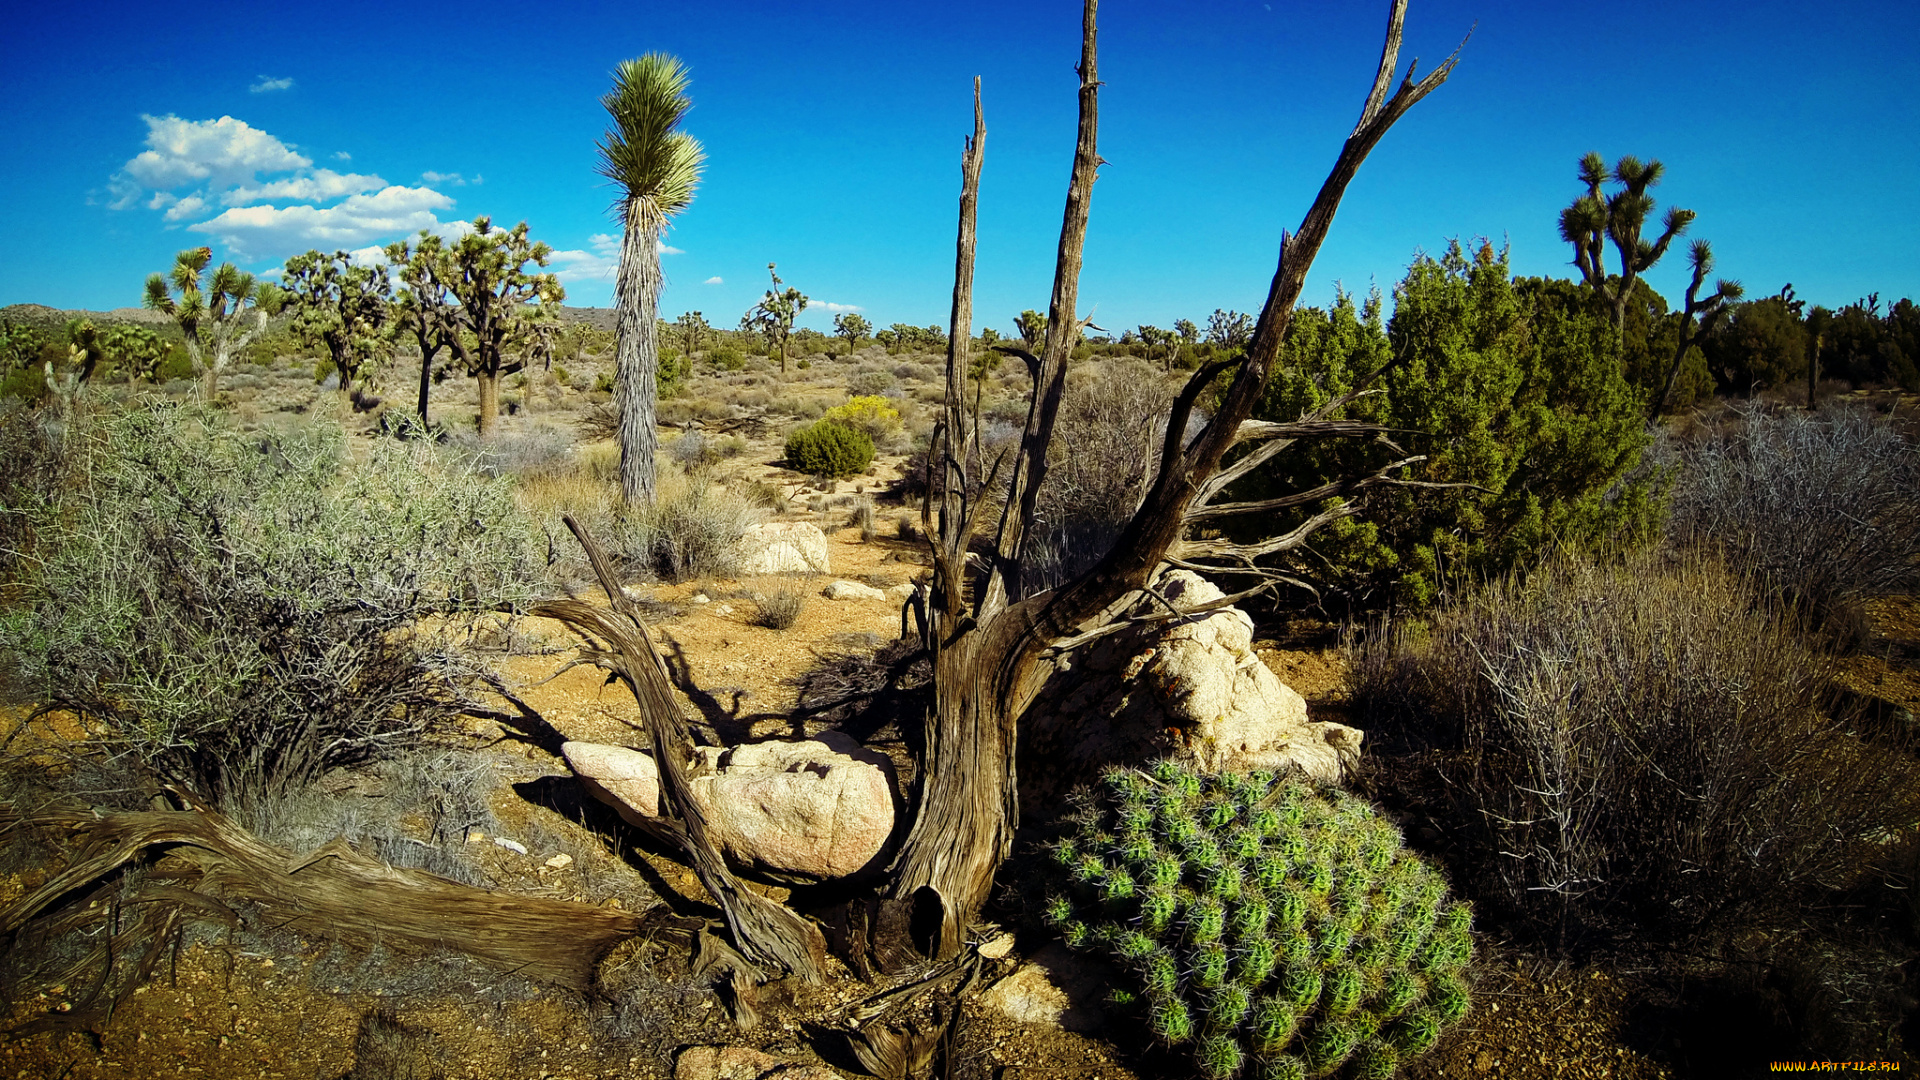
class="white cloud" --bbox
[420,170,467,186]
[120,114,310,192]
[333,151,351,161]
[546,246,619,286]
[223,168,385,206]
[704,276,724,285]
[814,301,864,313]
[146,191,177,210]
[249,75,295,94]
[188,184,456,258]
[661,244,685,255]
[589,233,619,256]
[163,195,207,223]
[345,245,389,266]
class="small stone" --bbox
[710,603,735,617]
[823,579,886,601]
[543,853,574,870]
[493,837,528,855]
[672,1045,782,1080]
[885,583,916,603]
[979,942,1109,1032]
[691,593,711,604]
[978,931,1017,959]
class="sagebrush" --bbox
[0,404,540,808]
[1352,547,1920,947]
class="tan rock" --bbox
[822,579,886,601]
[978,942,1110,1032]
[564,731,897,883]
[741,522,831,575]
[674,1045,781,1080]
[1020,569,1364,814]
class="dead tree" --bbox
[552,0,1466,976]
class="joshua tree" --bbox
[143,247,275,399]
[747,264,808,373]
[1205,308,1254,351]
[1559,152,1695,333]
[44,318,105,423]
[279,250,395,401]
[1014,308,1047,349]
[675,310,710,360]
[1649,239,1743,419]
[386,233,460,427]
[400,218,564,437]
[833,311,871,355]
[100,325,169,384]
[600,53,706,504]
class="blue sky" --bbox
[5,0,1916,336]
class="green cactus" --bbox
[1152,995,1195,1044]
[1250,995,1299,1055]
[1044,762,1474,1077]
[1199,1034,1245,1080]
[1263,1055,1309,1080]
[1208,983,1253,1033]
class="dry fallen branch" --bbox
[533,514,826,982]
[0,800,641,993]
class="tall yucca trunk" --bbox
[616,201,662,505]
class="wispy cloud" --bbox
[223,168,385,206]
[106,114,484,264]
[112,114,310,204]
[162,195,206,223]
[190,185,456,259]
[249,76,295,94]
[545,244,619,286]
[420,170,481,186]
[814,301,864,313]
[704,276,724,285]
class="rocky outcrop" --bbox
[1019,569,1362,815]
[563,731,897,883]
[740,522,831,575]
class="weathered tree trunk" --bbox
[477,371,500,436]
[867,0,1464,966]
[616,201,662,505]
[417,345,434,425]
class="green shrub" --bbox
[785,420,874,479]
[712,346,746,372]
[0,404,541,809]
[1235,242,1661,610]
[155,346,196,384]
[1044,762,1473,1080]
[821,394,902,443]
[0,365,46,404]
[1352,546,1920,947]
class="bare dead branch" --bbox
[990,0,1103,613]
[535,516,824,981]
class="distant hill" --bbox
[2,304,171,330]
[7,303,616,331]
